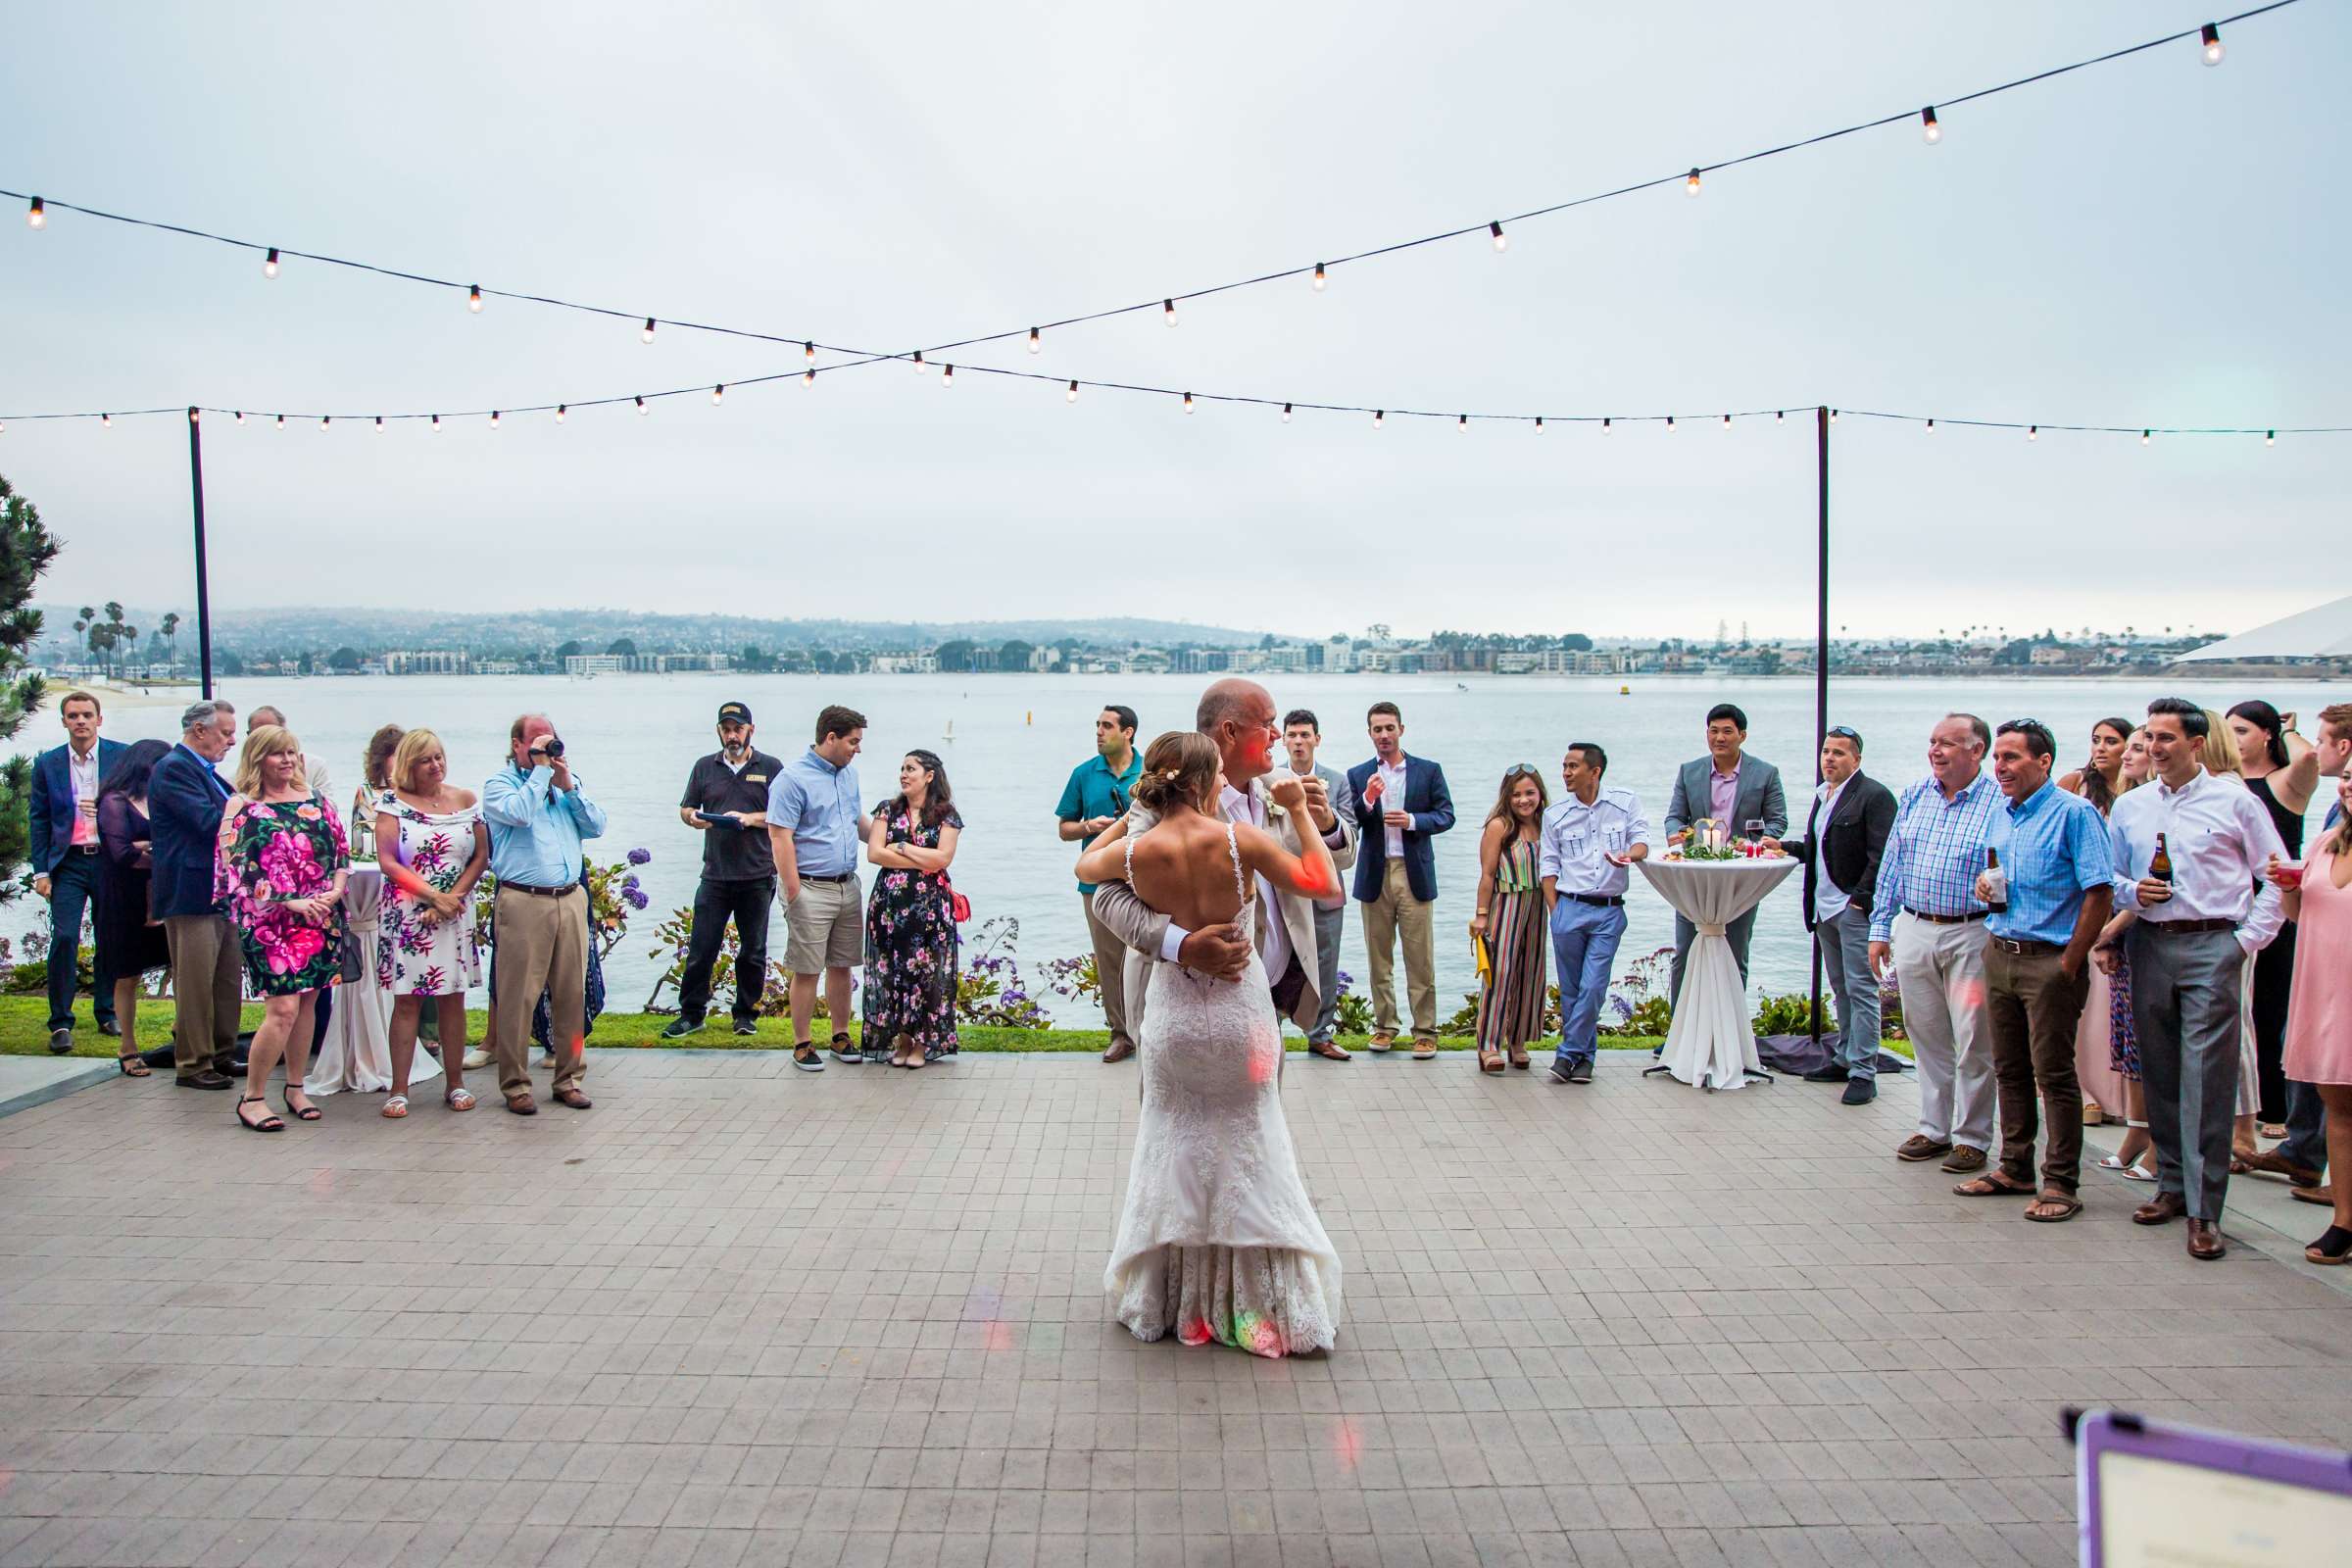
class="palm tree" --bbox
[74,605,93,670]
[160,612,180,671]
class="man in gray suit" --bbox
[1663,703,1788,1005]
[1282,709,1357,1059]
[1088,680,1356,1061]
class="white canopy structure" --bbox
[2176,595,2352,662]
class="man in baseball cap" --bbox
[667,702,784,1036]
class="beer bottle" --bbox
[1983,847,2009,914]
[2150,831,2175,885]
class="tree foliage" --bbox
[0,473,62,900]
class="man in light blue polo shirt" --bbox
[483,711,608,1114]
[1055,704,1143,1063]
[767,704,869,1072]
[1955,718,2113,1220]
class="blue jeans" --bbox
[45,852,115,1031]
[1816,905,1880,1079]
[1549,899,1627,1065]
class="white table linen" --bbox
[1639,857,1797,1091]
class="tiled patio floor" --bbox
[3,1048,2347,1568]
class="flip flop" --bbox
[2026,1191,2083,1223]
[1953,1173,2034,1198]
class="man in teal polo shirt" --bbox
[1056,705,1143,1063]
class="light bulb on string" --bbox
[489,411,501,431]
[1489,220,1507,253]
[2028,425,2037,440]
[234,412,245,425]
[2266,429,2276,446]
[1163,299,1177,327]
[2201,23,2224,65]
[1667,416,1676,431]
[711,384,725,406]
[101,413,112,429]
[1311,263,1326,291]
[430,415,440,432]
[804,369,815,387]
[556,405,566,423]
[1373,411,1384,429]
[1027,327,1041,353]
[468,284,483,313]
[1830,409,1838,423]
[319,416,330,429]
[1926,418,1936,432]
[26,196,45,229]
[636,396,648,416]
[374,416,384,432]
[942,365,955,387]
[1921,106,1940,144]
[911,350,927,373]
[2141,428,2151,444]
[264,246,280,278]
[1281,404,1292,422]
[1182,392,1194,415]
[1603,417,1612,434]
[1535,417,1544,431]
[1457,415,1469,431]
[1721,414,1732,427]
[1065,380,1079,404]
[1686,168,1701,196]
[640,318,657,344]
[275,415,286,431]
[804,340,815,362]
[1776,410,1785,421]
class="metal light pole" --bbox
[1808,405,1830,1046]
[186,407,214,698]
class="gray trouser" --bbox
[2128,923,2244,1222]
[1308,900,1345,1044]
[1816,906,1879,1079]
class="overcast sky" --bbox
[2,1,2343,642]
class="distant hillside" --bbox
[31,605,1265,658]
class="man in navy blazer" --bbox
[1662,703,1788,1005]
[27,690,124,1051]
[150,699,242,1090]
[1348,702,1455,1056]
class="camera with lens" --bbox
[537,735,565,760]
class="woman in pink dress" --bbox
[2275,771,2352,1266]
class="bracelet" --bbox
[1476,908,1490,916]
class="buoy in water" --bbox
[1025,710,1032,725]
[1619,684,1631,696]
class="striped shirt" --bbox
[1869,771,2002,942]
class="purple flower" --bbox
[622,887,649,909]
[626,848,652,865]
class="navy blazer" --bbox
[28,738,125,874]
[148,744,231,921]
[1345,755,1455,903]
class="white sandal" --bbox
[380,1095,410,1119]
[444,1087,476,1112]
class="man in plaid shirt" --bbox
[1870,714,2003,1173]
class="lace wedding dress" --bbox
[1104,822,1342,1357]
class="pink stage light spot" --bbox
[1332,1419,1363,1470]
[1248,1034,1277,1085]
[308,1168,335,1197]
[1957,979,1985,1008]
[983,1320,1017,1353]
[571,1034,587,1063]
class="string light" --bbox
[804,340,815,362]
[1282,403,1292,421]
[1926,417,1936,431]
[1065,380,1078,403]
[711,383,725,405]
[468,283,483,313]
[1162,299,1177,327]
[2267,429,2276,445]
[319,415,330,428]
[2202,22,2226,65]
[1489,221,1507,253]
[430,414,440,431]
[276,415,286,430]
[2141,428,2152,444]
[1027,327,1041,353]
[101,413,112,429]
[635,396,648,415]
[1830,409,1839,422]
[1722,414,1732,427]
[1535,416,1544,431]
[640,318,657,344]
[25,196,44,229]
[1182,391,1194,414]
[1921,107,1941,144]
[2028,425,2037,440]
[1603,417,1612,434]
[1777,410,1786,421]
[1667,416,1677,430]
[233,412,245,424]
[374,416,384,432]
[1373,411,1385,429]
[942,364,955,387]
[804,369,815,386]
[489,410,501,430]
[263,246,279,278]
[1312,263,1326,291]
[556,404,566,423]
[911,350,927,373]
[1458,415,1469,430]
[1686,168,1701,196]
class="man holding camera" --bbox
[667,702,782,1037]
[482,712,607,1114]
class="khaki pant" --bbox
[1360,859,1437,1041]
[164,912,242,1076]
[1892,911,1996,1150]
[492,887,588,1099]
[1085,890,1138,1052]
[1984,941,2089,1195]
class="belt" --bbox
[1989,936,2064,956]
[73,844,99,856]
[2143,916,2235,936]
[499,881,578,898]
[1564,893,1625,907]
[1904,907,1986,925]
[800,871,855,884]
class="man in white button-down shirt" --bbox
[2099,698,2288,1261]
[1539,743,1651,1084]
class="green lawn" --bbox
[0,994,1668,1057]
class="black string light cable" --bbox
[0,3,2306,382]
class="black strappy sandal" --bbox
[2308,1226,2352,1266]
[234,1095,285,1133]
[116,1053,151,1078]
[281,1089,322,1122]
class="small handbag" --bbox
[935,871,971,923]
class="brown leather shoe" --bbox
[1895,1135,1953,1163]
[2132,1191,2186,1226]
[2185,1218,2227,1260]
[505,1093,538,1116]
[2239,1150,2323,1187]
[1306,1040,1351,1060]
[552,1088,592,1110]
[1939,1145,1987,1174]
[2290,1183,2335,1206]
[1366,1033,1396,1054]
[1101,1039,1135,1064]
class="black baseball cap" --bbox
[717,702,754,725]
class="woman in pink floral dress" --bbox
[217,725,350,1132]
[374,728,487,1117]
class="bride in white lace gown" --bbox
[1075,731,1345,1358]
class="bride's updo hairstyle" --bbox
[1133,731,1221,814]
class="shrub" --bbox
[1042,951,1102,1006]
[474,847,652,962]
[640,903,803,1018]
[956,916,1050,1029]
[1597,945,1676,1036]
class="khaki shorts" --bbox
[786,876,864,973]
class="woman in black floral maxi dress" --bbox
[862,751,964,1066]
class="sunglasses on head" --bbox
[1505,763,1541,777]
[1824,726,1860,742]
